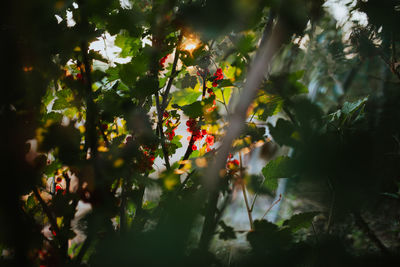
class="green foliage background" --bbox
[1,0,400,266]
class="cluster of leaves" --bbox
[1,0,400,267]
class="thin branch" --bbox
[32,187,60,234]
[200,13,290,249]
[80,41,98,160]
[155,92,171,169]
[161,33,183,111]
[261,194,282,220]
[240,152,253,230]
[203,13,286,191]
[199,13,288,251]
[249,193,258,213]
[220,88,230,116]
[177,170,195,192]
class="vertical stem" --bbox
[155,92,171,169]
[198,189,219,251]
[240,152,253,230]
[81,40,98,160]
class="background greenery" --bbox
[1,0,400,266]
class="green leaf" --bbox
[131,75,159,99]
[237,33,256,55]
[52,98,71,110]
[262,156,295,191]
[171,87,202,106]
[247,220,292,251]
[115,33,141,58]
[26,194,36,209]
[218,221,236,240]
[341,97,368,115]
[264,71,308,97]
[283,211,320,232]
[218,79,234,87]
[214,87,232,106]
[268,119,298,146]
[181,101,204,118]
[41,123,82,165]
[180,73,198,89]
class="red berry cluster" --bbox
[164,111,178,141]
[165,119,176,141]
[54,175,66,195]
[212,68,224,87]
[159,55,169,68]
[138,146,156,173]
[186,118,215,152]
[226,153,239,170]
[186,118,203,143]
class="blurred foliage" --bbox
[1,0,400,266]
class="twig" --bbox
[80,40,98,160]
[155,92,171,169]
[249,193,258,213]
[32,187,60,234]
[220,88,230,116]
[240,152,253,230]
[261,193,282,220]
[161,33,182,111]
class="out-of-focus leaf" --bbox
[262,156,295,191]
[218,221,236,240]
[268,119,298,147]
[283,211,320,232]
[171,87,202,106]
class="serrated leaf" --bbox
[131,75,159,99]
[115,33,141,58]
[180,73,198,89]
[181,101,203,118]
[218,79,233,87]
[26,194,36,209]
[283,211,320,232]
[262,156,295,191]
[342,97,368,115]
[52,98,71,110]
[268,119,297,146]
[171,87,202,106]
[218,221,236,240]
[214,87,231,106]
